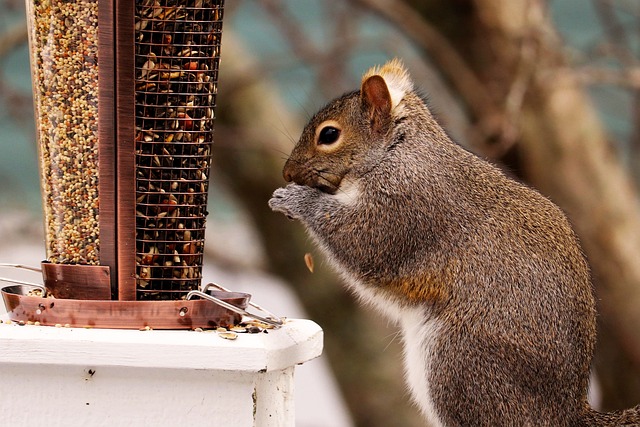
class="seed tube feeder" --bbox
[3,0,243,328]
[134,1,220,301]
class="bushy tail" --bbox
[582,405,640,426]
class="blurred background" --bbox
[1,0,640,426]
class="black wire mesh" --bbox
[134,0,223,300]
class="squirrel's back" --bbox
[386,110,598,426]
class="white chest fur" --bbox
[400,309,445,427]
[333,178,360,205]
[343,278,445,426]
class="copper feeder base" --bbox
[2,284,250,330]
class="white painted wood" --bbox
[0,319,322,371]
[0,318,322,427]
[255,367,296,425]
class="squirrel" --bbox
[268,59,640,426]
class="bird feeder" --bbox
[2,0,245,328]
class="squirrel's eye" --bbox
[318,126,340,145]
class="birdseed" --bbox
[27,0,100,265]
[134,0,223,300]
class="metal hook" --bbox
[0,264,47,297]
[202,282,281,322]
[0,263,42,273]
[0,278,47,296]
[186,289,284,328]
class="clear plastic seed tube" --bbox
[27,0,100,265]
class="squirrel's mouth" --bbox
[289,175,339,194]
[314,182,338,194]
[294,170,340,194]
[312,172,342,194]
[285,162,343,194]
[314,167,348,195]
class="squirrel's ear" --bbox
[361,58,413,118]
[361,75,392,132]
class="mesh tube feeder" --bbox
[1,0,247,328]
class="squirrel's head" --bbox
[283,58,414,194]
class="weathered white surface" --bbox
[3,363,261,426]
[0,319,322,371]
[0,319,322,427]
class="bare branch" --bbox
[592,0,635,65]
[574,66,640,88]
[351,0,502,135]
[260,0,353,98]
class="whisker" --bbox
[270,113,298,146]
[289,85,313,121]
[383,329,403,353]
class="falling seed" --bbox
[304,252,314,273]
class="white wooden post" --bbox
[0,318,322,426]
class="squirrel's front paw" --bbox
[268,184,313,220]
[269,187,295,219]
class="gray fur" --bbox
[269,69,640,426]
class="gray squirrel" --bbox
[268,59,640,426]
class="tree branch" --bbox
[351,0,505,147]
